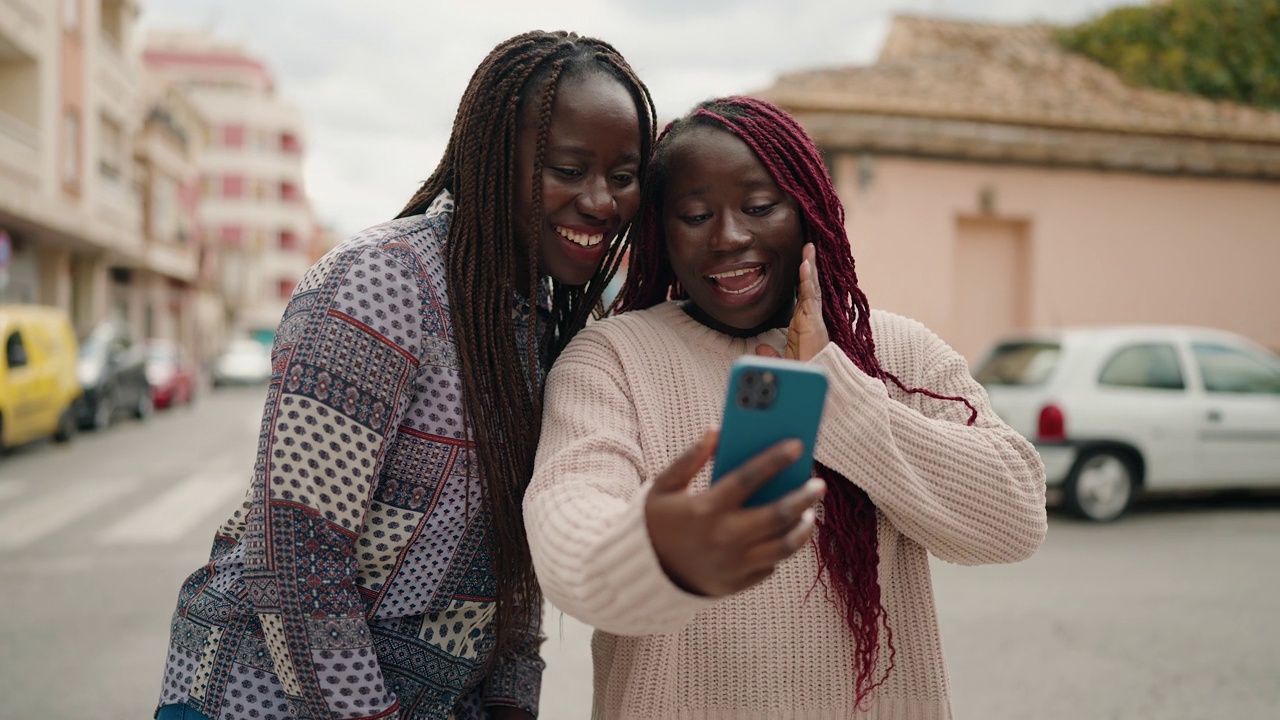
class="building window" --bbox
[277,279,296,299]
[152,174,176,240]
[100,0,126,52]
[280,180,299,202]
[279,229,299,251]
[221,123,246,149]
[281,132,301,154]
[62,110,81,185]
[221,174,245,199]
[63,0,80,31]
[220,226,244,246]
[98,112,124,183]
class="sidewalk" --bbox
[539,604,595,719]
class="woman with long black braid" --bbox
[154,31,655,720]
[526,97,1045,718]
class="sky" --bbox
[140,0,1136,239]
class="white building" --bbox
[143,30,315,343]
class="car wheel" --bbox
[1064,449,1137,522]
[135,390,154,420]
[92,396,114,431]
[53,407,77,443]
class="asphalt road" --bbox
[1,386,1275,719]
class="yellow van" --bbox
[0,305,82,450]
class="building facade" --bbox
[760,15,1280,361]
[1,0,148,336]
[0,0,222,372]
[143,31,316,344]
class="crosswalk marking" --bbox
[0,479,24,506]
[101,472,245,545]
[0,478,141,551]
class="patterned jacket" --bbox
[157,192,546,720]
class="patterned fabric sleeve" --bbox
[241,242,426,720]
[479,598,545,715]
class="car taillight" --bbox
[1037,404,1066,442]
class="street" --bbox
[0,388,1277,720]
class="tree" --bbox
[1058,0,1280,108]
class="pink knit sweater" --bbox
[526,301,1047,719]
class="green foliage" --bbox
[1057,0,1280,108]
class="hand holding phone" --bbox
[645,430,826,597]
[711,355,829,507]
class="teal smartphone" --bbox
[711,355,829,507]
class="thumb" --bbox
[651,429,718,494]
[754,344,782,358]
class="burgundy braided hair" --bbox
[615,96,977,709]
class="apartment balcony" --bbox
[201,144,306,182]
[145,240,199,283]
[0,0,45,60]
[94,166,143,255]
[199,197,314,230]
[0,109,41,191]
[95,31,140,122]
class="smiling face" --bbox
[512,70,643,287]
[662,125,805,335]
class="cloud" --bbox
[141,0,1134,237]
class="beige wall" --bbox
[830,154,1280,361]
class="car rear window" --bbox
[974,342,1061,386]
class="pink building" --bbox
[143,32,316,346]
[760,15,1280,361]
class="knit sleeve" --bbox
[810,320,1047,566]
[525,330,718,636]
[242,245,425,720]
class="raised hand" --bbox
[645,430,826,597]
[757,243,828,362]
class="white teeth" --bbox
[708,267,766,295]
[556,226,605,248]
[708,267,761,280]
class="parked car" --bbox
[974,326,1280,521]
[145,339,198,409]
[0,305,82,450]
[76,322,152,430]
[211,339,272,387]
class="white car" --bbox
[973,326,1280,521]
[212,339,273,387]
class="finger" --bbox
[784,333,803,361]
[727,478,826,545]
[708,438,803,509]
[651,429,718,494]
[797,257,812,304]
[754,344,781,358]
[804,244,823,310]
[743,507,817,569]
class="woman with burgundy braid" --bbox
[153,31,654,720]
[525,96,1046,719]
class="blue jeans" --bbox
[155,704,214,720]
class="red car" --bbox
[146,339,198,409]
